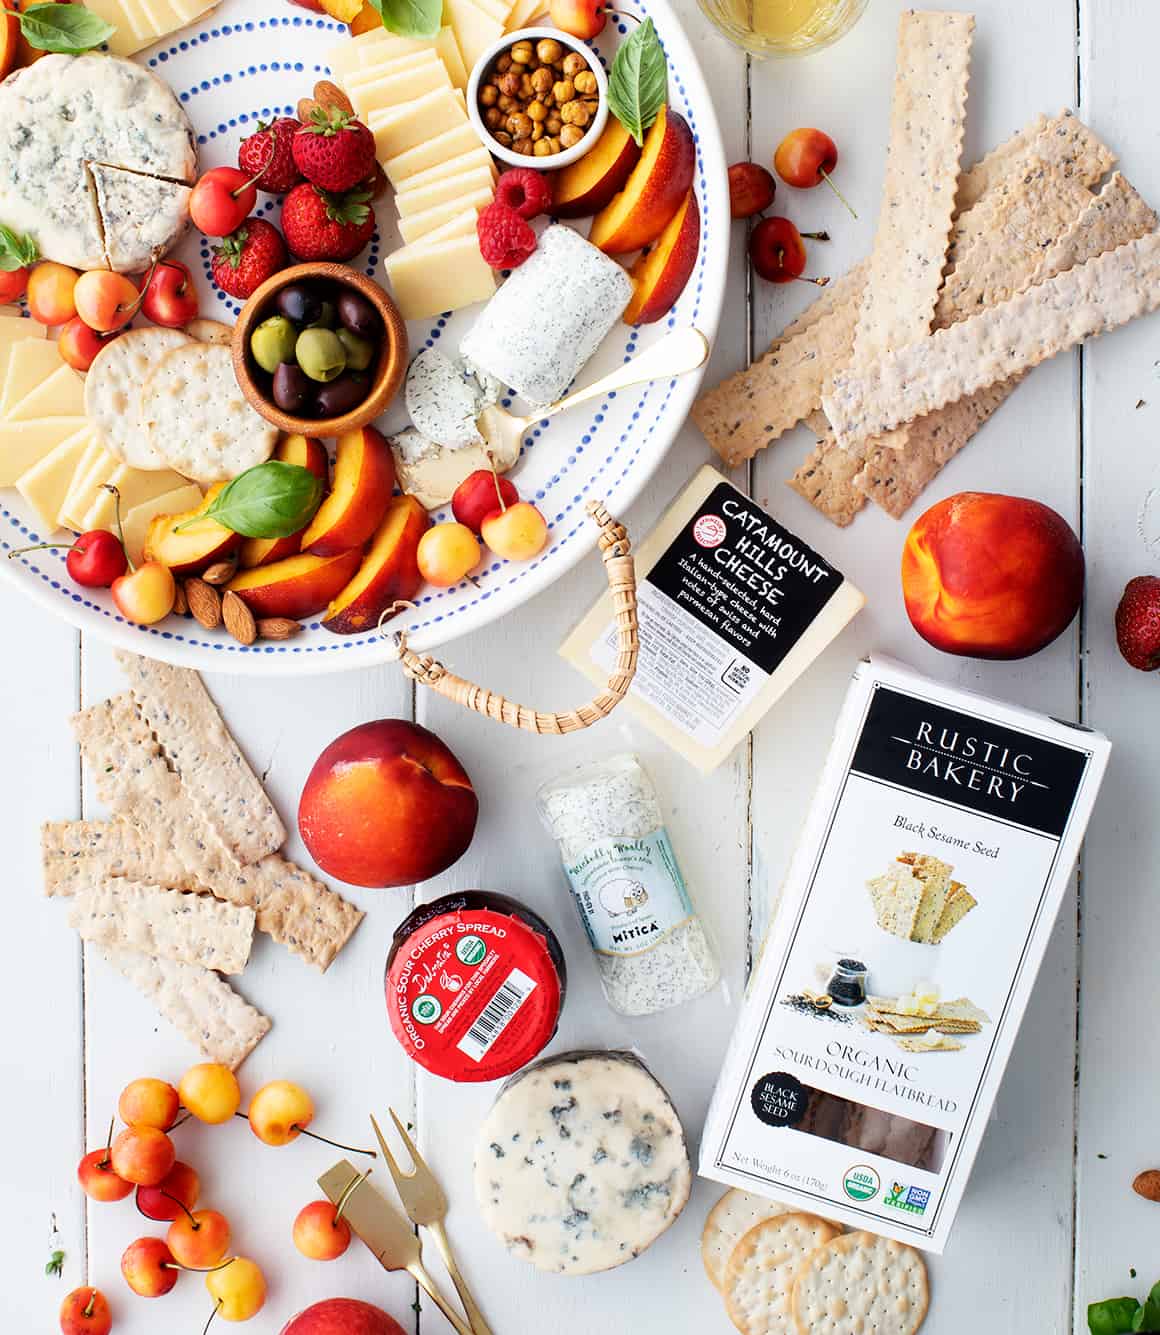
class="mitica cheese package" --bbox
[561,466,864,771]
[700,656,1110,1252]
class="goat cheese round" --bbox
[0,54,196,270]
[474,1050,692,1275]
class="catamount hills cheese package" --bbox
[700,655,1110,1252]
[560,466,864,771]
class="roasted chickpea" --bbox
[536,37,563,63]
[545,113,563,135]
[573,70,597,95]
[559,123,585,148]
[519,72,536,98]
[533,137,554,156]
[507,111,534,139]
[531,66,553,95]
[484,105,504,129]
[493,130,513,147]
[496,51,513,72]
[527,99,548,122]
[480,83,499,107]
[552,78,574,103]
[560,100,590,127]
[562,51,586,77]
[498,70,521,96]
[510,39,534,63]
[514,138,534,155]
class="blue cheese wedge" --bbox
[90,164,192,274]
[0,53,196,270]
[473,1050,692,1275]
[460,225,633,407]
[404,348,485,450]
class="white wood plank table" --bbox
[4,1,1159,1330]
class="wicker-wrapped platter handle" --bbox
[381,501,637,733]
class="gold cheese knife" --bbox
[317,1160,473,1335]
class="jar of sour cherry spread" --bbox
[385,891,567,1083]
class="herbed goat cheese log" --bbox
[473,1050,692,1275]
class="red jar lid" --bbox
[385,891,566,1083]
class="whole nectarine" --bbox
[901,492,1084,659]
[298,720,478,888]
[280,1298,407,1335]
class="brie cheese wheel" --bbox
[474,1050,692,1275]
[0,54,196,270]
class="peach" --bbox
[292,1200,352,1260]
[0,6,19,82]
[350,1,383,30]
[59,1287,111,1335]
[178,1062,241,1125]
[118,1077,179,1131]
[248,1080,313,1146]
[322,493,428,635]
[624,186,700,324]
[239,434,329,569]
[301,425,396,557]
[121,1237,177,1298]
[167,1208,231,1269]
[136,1159,200,1222]
[588,107,696,255]
[901,491,1084,659]
[552,118,641,219]
[110,1125,175,1187]
[280,1298,407,1335]
[226,548,364,621]
[77,1147,133,1203]
[298,719,478,888]
[143,483,241,576]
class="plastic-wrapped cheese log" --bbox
[473,1050,692,1275]
[460,225,634,407]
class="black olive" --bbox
[314,370,371,417]
[275,282,323,326]
[272,361,312,414]
[337,289,382,339]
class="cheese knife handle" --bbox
[540,326,710,422]
[407,1260,475,1335]
[427,1220,493,1335]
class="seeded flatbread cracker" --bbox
[897,1034,964,1053]
[826,231,1160,448]
[938,997,991,1024]
[787,438,867,526]
[896,852,952,943]
[702,1190,794,1290]
[930,883,978,942]
[867,865,923,939]
[1037,171,1158,278]
[184,318,233,345]
[116,653,285,864]
[141,341,276,484]
[725,1213,841,1335]
[791,1231,929,1335]
[101,947,270,1068]
[42,818,199,897]
[85,327,192,470]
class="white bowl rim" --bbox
[465,25,610,172]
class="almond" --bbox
[172,582,188,616]
[257,617,304,641]
[313,79,354,116]
[1133,1169,1160,1202]
[185,578,222,630]
[297,96,319,123]
[202,558,238,586]
[222,590,257,646]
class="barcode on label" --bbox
[456,967,537,1063]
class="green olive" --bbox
[336,327,375,372]
[296,327,347,383]
[250,315,298,374]
[307,300,338,329]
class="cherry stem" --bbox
[164,1191,198,1227]
[332,1167,372,1225]
[103,484,132,572]
[795,275,830,287]
[818,168,857,219]
[83,1290,97,1319]
[490,462,508,516]
[7,541,75,560]
[202,1300,221,1335]
[99,1116,115,1169]
[800,230,830,241]
[170,1110,193,1130]
[291,1124,377,1158]
[163,1257,235,1275]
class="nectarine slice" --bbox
[588,107,696,256]
[323,494,429,635]
[226,549,364,621]
[239,433,329,570]
[624,186,700,324]
[301,425,396,557]
[143,483,241,576]
[0,6,20,81]
[552,119,642,219]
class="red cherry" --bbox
[7,528,127,587]
[190,167,258,237]
[0,268,29,302]
[773,128,857,218]
[749,216,829,286]
[141,259,199,327]
[727,163,776,219]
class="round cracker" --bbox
[85,327,193,469]
[703,1189,795,1290]
[724,1213,841,1335]
[184,318,233,346]
[141,342,277,484]
[791,1231,929,1335]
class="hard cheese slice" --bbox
[2,340,64,418]
[384,122,484,188]
[444,0,505,72]
[0,319,47,346]
[399,186,495,243]
[348,56,452,119]
[412,208,483,249]
[14,427,94,533]
[342,47,440,89]
[396,163,495,217]
[57,438,110,529]
[0,417,90,487]
[384,234,497,320]
[60,451,123,531]
[399,145,497,193]
[85,0,151,55]
[506,0,548,29]
[7,363,85,422]
[371,86,470,162]
[121,483,203,563]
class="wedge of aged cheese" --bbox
[60,449,122,531]
[399,186,495,243]
[90,163,192,274]
[474,1052,692,1275]
[396,164,495,217]
[2,340,64,418]
[7,363,84,422]
[370,86,469,162]
[384,122,486,187]
[444,0,506,71]
[14,427,94,533]
[0,417,89,487]
[348,56,452,118]
[120,483,203,562]
[412,207,483,250]
[384,234,497,320]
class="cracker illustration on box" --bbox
[867,852,977,944]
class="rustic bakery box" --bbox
[700,655,1110,1252]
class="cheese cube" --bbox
[370,87,469,163]
[412,207,483,249]
[1,340,63,418]
[14,427,93,534]
[444,0,505,71]
[385,123,485,187]
[399,187,495,243]
[384,235,497,320]
[397,164,495,218]
[121,484,203,563]
[0,417,89,487]
[7,364,85,423]
[348,58,452,118]
[393,145,497,193]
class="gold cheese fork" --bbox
[371,1110,493,1335]
[476,325,711,467]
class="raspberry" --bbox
[494,167,553,221]
[476,202,537,270]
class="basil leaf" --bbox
[366,0,441,40]
[0,223,38,273]
[1089,1298,1141,1335]
[607,17,668,147]
[1137,1284,1160,1332]
[18,3,116,54]
[198,461,324,538]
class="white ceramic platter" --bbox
[0,0,727,672]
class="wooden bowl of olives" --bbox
[232,263,408,437]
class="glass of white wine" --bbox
[696,0,869,58]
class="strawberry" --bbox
[280,182,375,261]
[291,106,376,192]
[237,116,303,194]
[1115,575,1160,671]
[210,218,288,299]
